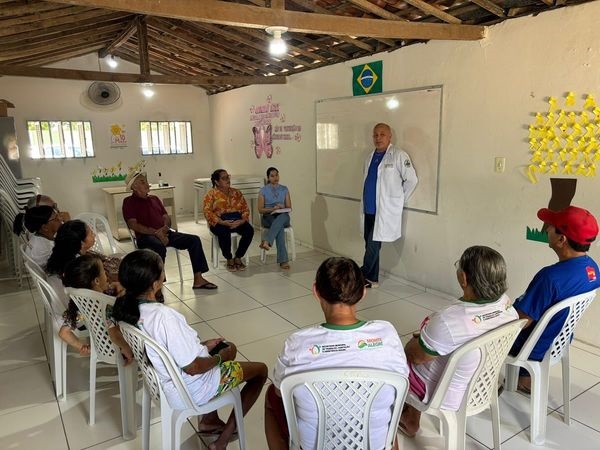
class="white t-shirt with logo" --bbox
[138,303,220,410]
[273,320,408,450]
[414,294,518,410]
[27,234,54,268]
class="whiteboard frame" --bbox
[315,85,443,215]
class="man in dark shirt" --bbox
[122,171,217,289]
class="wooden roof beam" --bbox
[400,0,463,24]
[98,16,140,58]
[469,0,506,18]
[288,0,398,47]
[48,0,487,40]
[346,0,408,21]
[137,16,150,76]
[0,64,286,86]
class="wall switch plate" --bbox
[495,157,506,173]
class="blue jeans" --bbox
[262,213,290,263]
[361,214,381,282]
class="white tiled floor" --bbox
[1,217,600,449]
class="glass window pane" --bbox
[83,122,94,157]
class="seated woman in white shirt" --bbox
[111,249,268,450]
[258,167,292,270]
[13,205,63,268]
[265,257,409,450]
[399,246,518,437]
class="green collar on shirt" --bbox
[458,296,500,305]
[137,299,158,305]
[321,320,366,330]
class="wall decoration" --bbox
[352,61,383,96]
[249,95,302,158]
[91,160,145,183]
[0,116,22,178]
[526,178,576,243]
[526,92,600,183]
[109,123,127,148]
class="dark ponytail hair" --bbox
[112,249,164,325]
[210,169,227,187]
[46,220,88,276]
[12,205,54,235]
[315,257,365,306]
[62,254,104,330]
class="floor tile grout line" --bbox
[571,416,600,434]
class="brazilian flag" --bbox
[352,61,383,96]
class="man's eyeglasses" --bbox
[220,175,231,180]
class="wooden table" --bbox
[102,184,177,240]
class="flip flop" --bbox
[398,421,416,438]
[193,282,218,290]
[279,262,290,270]
[196,424,225,435]
[259,241,271,251]
[226,261,237,272]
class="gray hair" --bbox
[457,246,507,301]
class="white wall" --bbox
[209,3,600,346]
[0,54,213,216]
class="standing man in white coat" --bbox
[361,123,418,288]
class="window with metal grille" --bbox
[140,121,193,155]
[27,120,94,159]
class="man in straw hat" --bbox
[122,171,217,289]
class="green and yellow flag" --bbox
[352,61,383,96]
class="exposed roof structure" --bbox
[0,0,593,94]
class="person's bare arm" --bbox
[182,344,237,376]
[516,309,535,328]
[404,336,437,365]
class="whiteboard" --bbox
[316,86,442,214]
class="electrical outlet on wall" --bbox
[495,157,506,173]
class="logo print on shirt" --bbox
[308,345,321,356]
[357,338,383,349]
[586,266,597,281]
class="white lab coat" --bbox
[360,144,418,242]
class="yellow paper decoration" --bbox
[584,94,596,110]
[527,165,539,183]
[587,163,596,176]
[545,112,555,127]
[566,92,576,106]
[576,163,587,175]
[563,161,575,174]
[548,97,558,112]
[531,149,543,162]
[580,111,590,125]
[555,110,567,126]
[567,111,577,127]
[535,113,545,127]
[549,162,559,174]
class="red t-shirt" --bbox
[122,194,167,235]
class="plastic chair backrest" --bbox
[127,226,138,249]
[25,262,64,326]
[66,288,117,363]
[119,322,197,410]
[0,188,19,225]
[75,212,118,254]
[280,368,409,450]
[511,290,596,365]
[424,319,526,415]
[19,242,46,280]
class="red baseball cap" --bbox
[537,206,598,245]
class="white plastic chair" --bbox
[260,226,296,264]
[75,212,118,254]
[26,263,88,400]
[19,242,46,279]
[505,290,596,445]
[210,231,250,269]
[127,226,184,282]
[280,368,409,450]
[118,322,247,450]
[406,319,527,450]
[66,288,136,438]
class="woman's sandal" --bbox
[259,240,271,251]
[234,258,246,271]
[226,260,237,272]
[279,262,290,270]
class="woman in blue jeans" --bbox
[258,167,292,270]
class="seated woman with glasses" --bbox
[112,249,268,450]
[258,167,292,270]
[13,204,64,268]
[203,169,254,272]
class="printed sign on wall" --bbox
[110,124,127,148]
[249,95,302,159]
